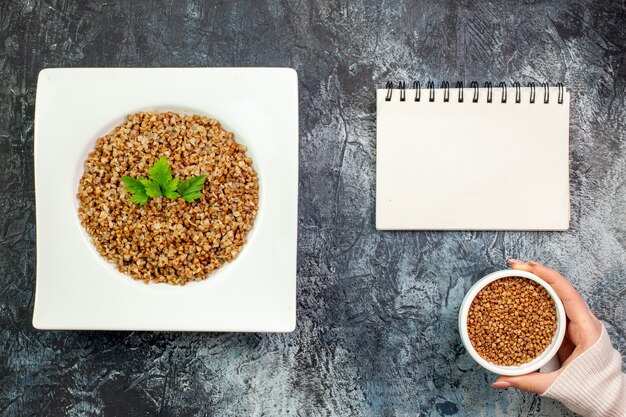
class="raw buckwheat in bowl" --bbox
[77,111,259,285]
[458,269,566,376]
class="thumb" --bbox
[491,372,557,394]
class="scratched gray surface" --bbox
[0,0,625,416]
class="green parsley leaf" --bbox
[122,157,205,205]
[162,177,180,199]
[122,175,145,194]
[139,178,162,198]
[148,156,173,187]
[147,157,181,199]
[122,175,149,206]
[182,191,203,202]
[129,193,149,205]
[178,175,206,202]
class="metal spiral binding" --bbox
[471,81,479,102]
[528,82,536,103]
[383,81,564,104]
[484,82,493,103]
[427,81,435,102]
[385,81,393,101]
[441,81,450,102]
[499,82,507,103]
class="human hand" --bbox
[490,259,603,394]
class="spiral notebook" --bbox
[376,82,570,231]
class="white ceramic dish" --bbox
[458,270,566,376]
[33,68,298,332]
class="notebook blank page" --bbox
[376,88,570,230]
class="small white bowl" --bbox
[458,269,566,376]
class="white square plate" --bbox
[33,68,298,331]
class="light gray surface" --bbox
[0,0,624,415]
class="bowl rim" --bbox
[458,269,567,376]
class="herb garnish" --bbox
[122,157,206,205]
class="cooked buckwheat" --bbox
[77,112,259,285]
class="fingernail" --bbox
[507,258,522,264]
[491,381,512,389]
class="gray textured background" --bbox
[1,0,625,416]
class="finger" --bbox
[509,259,589,321]
[507,259,601,345]
[492,372,557,394]
[507,258,533,272]
[525,262,595,326]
